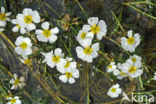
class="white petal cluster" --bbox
[59,67,79,84]
[116,63,127,79]
[106,62,119,76]
[76,25,93,46]
[35,22,59,43]
[84,17,107,40]
[9,74,25,90]
[11,19,26,34]
[76,41,99,63]
[15,36,32,56]
[42,48,79,84]
[121,58,143,78]
[41,48,65,68]
[121,30,141,52]
[0,7,11,32]
[107,55,143,79]
[76,17,107,63]
[12,8,40,34]
[107,84,122,98]
[7,96,21,104]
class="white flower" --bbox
[0,7,11,26]
[121,59,143,78]
[0,28,5,32]
[107,84,122,98]
[19,55,32,66]
[77,25,93,46]
[106,62,119,76]
[15,36,32,56]
[41,48,66,68]
[116,63,127,79]
[76,41,99,63]
[83,17,107,40]
[153,72,156,80]
[11,19,26,34]
[9,74,25,90]
[129,54,142,66]
[16,8,40,31]
[7,96,21,104]
[57,57,77,73]
[0,7,11,32]
[121,30,141,52]
[35,22,59,43]
[59,68,79,84]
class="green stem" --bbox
[103,36,130,55]
[86,63,90,104]
[75,0,88,18]
[139,76,144,90]
[123,1,156,6]
[112,11,125,32]
[123,3,156,20]
[0,85,8,96]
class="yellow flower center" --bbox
[10,98,16,103]
[20,42,28,50]
[127,36,135,45]
[91,24,100,34]
[83,46,93,55]
[129,66,137,74]
[131,57,136,63]
[80,32,87,39]
[65,72,72,78]
[16,24,20,28]
[52,56,60,63]
[108,65,112,69]
[120,71,126,76]
[24,15,33,24]
[24,59,32,66]
[0,13,7,21]
[43,29,51,38]
[14,78,20,85]
[64,61,70,68]
[111,88,116,93]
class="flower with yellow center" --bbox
[59,68,79,84]
[82,17,107,40]
[0,7,11,22]
[16,8,40,31]
[11,19,26,34]
[20,42,28,50]
[24,15,33,24]
[57,57,77,73]
[121,30,141,52]
[0,7,11,31]
[107,62,118,75]
[35,22,59,43]
[41,48,66,68]
[7,96,21,104]
[9,74,25,90]
[121,59,143,78]
[19,55,32,66]
[91,24,100,34]
[52,55,60,63]
[76,41,99,63]
[15,36,32,56]
[128,66,137,74]
[129,54,142,67]
[77,25,94,46]
[0,13,6,21]
[116,63,127,79]
[107,84,122,98]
